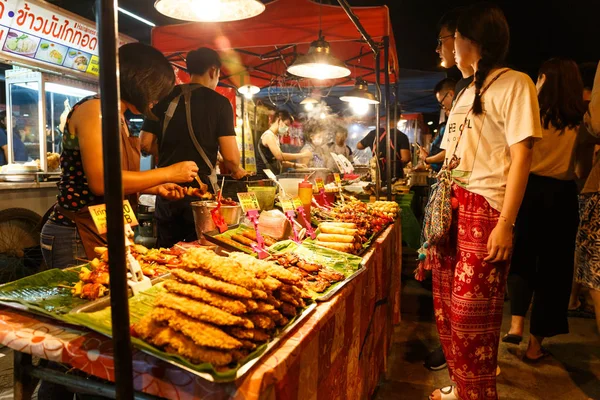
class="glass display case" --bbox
[4,68,96,173]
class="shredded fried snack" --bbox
[182,248,265,291]
[151,307,242,350]
[247,314,275,330]
[134,315,233,366]
[164,281,247,315]
[171,269,253,299]
[229,252,302,284]
[155,293,254,329]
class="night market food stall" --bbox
[0,1,404,399]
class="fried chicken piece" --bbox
[171,269,252,299]
[164,280,247,315]
[229,253,302,284]
[296,260,321,273]
[251,288,268,300]
[231,349,250,363]
[135,315,232,366]
[150,307,241,350]
[249,329,270,343]
[155,293,254,329]
[239,340,257,350]
[247,314,275,330]
[241,299,258,311]
[266,309,285,325]
[265,295,282,309]
[255,301,275,313]
[277,291,300,308]
[305,280,330,293]
[280,284,308,299]
[78,283,108,300]
[227,327,272,343]
[260,276,283,292]
[286,266,308,277]
[277,315,290,327]
[280,302,298,318]
[182,248,264,291]
[318,268,345,283]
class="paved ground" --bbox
[376,278,600,400]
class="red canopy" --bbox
[151,0,398,89]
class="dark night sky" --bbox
[48,0,600,78]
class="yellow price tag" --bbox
[280,196,295,213]
[293,197,304,209]
[88,200,138,235]
[333,173,342,185]
[237,192,261,213]
[315,178,325,190]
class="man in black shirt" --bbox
[141,47,247,247]
[357,127,411,179]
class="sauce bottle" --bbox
[298,177,313,225]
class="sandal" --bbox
[502,333,522,344]
[567,305,595,319]
[429,385,458,400]
[523,347,551,364]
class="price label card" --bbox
[237,192,261,213]
[315,178,325,190]
[263,169,277,181]
[334,173,342,185]
[89,200,138,235]
[279,196,295,213]
[293,197,304,209]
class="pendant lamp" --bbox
[287,35,351,80]
[238,84,260,98]
[340,78,379,104]
[154,0,265,22]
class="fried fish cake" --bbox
[155,292,254,329]
[171,269,253,299]
[226,327,272,343]
[280,302,298,318]
[229,253,302,284]
[135,315,232,366]
[277,291,300,308]
[251,288,268,300]
[241,299,259,311]
[255,301,275,313]
[164,280,247,315]
[151,307,242,350]
[260,276,283,292]
[182,248,265,291]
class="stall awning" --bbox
[151,0,398,88]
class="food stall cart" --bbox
[0,0,133,272]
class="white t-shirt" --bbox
[441,69,542,211]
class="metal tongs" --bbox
[210,177,228,233]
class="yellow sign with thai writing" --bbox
[88,200,138,235]
[237,192,261,213]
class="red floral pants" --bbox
[432,185,509,400]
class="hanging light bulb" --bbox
[320,112,327,120]
[238,84,260,99]
[301,96,318,111]
[304,102,315,111]
[340,78,379,104]
[350,101,370,116]
[154,0,266,22]
[287,36,351,80]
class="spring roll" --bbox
[316,233,355,243]
[314,241,354,253]
[319,225,358,235]
[242,230,276,246]
[320,222,357,229]
[231,234,257,247]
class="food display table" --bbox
[0,221,401,400]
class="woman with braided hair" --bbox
[429,3,542,400]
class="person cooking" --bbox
[255,109,310,176]
[40,43,198,270]
[0,111,27,165]
[357,126,411,178]
[327,122,353,170]
[141,47,248,247]
[299,129,329,168]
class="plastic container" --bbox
[279,178,303,197]
[247,180,277,211]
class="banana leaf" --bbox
[268,240,364,300]
[0,268,88,317]
[65,282,315,382]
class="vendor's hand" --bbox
[156,183,185,201]
[295,163,308,169]
[231,167,249,180]
[167,161,199,183]
[484,220,513,263]
[419,148,429,160]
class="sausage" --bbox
[316,233,355,243]
[219,236,253,253]
[242,230,276,246]
[231,234,257,247]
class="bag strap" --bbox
[447,68,510,169]
[257,132,282,174]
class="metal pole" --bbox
[241,96,246,169]
[384,36,392,201]
[393,83,399,179]
[336,0,378,55]
[374,51,381,200]
[96,1,134,398]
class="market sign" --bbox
[89,200,139,235]
[0,0,133,77]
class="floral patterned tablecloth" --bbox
[0,221,402,400]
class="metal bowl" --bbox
[191,201,242,238]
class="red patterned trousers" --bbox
[432,185,509,400]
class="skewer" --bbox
[75,257,92,263]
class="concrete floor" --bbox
[376,278,600,400]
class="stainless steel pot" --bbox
[191,201,242,238]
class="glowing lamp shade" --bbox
[287,37,351,80]
[350,101,370,116]
[238,84,260,98]
[154,0,266,22]
[340,78,379,104]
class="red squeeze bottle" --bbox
[298,177,313,226]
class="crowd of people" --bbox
[418,3,599,400]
